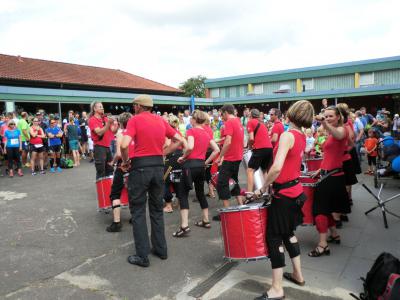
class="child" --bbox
[314,126,327,157]
[364,129,378,175]
[305,128,315,157]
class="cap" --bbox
[395,114,399,118]
[133,94,153,107]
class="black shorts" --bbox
[30,144,45,153]
[48,145,62,153]
[217,160,241,200]
[367,155,377,166]
[110,168,127,201]
[248,148,273,170]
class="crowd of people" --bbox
[0,110,97,176]
[1,97,398,300]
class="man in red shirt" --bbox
[121,95,183,268]
[88,101,118,179]
[246,109,273,201]
[215,104,244,213]
[269,108,284,149]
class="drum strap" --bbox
[272,178,299,192]
[318,168,343,184]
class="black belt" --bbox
[272,178,299,192]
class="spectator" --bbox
[178,113,187,137]
[79,111,89,159]
[29,117,46,175]
[66,117,81,167]
[314,126,327,157]
[364,129,378,175]
[17,112,30,167]
[393,113,400,138]
[183,109,191,127]
[305,128,315,157]
[269,108,284,149]
[46,119,63,173]
[4,120,23,177]
[353,111,365,162]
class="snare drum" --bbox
[96,176,113,210]
[305,157,323,172]
[219,203,269,261]
[299,176,318,225]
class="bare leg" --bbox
[31,152,37,172]
[38,153,44,171]
[246,168,255,192]
[180,208,189,228]
[208,183,215,197]
[113,199,121,222]
[289,236,304,283]
[201,208,209,223]
[222,199,230,208]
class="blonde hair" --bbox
[325,106,344,126]
[286,100,314,128]
[168,115,179,128]
[192,110,207,125]
[118,112,132,129]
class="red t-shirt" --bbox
[247,118,272,149]
[364,138,378,157]
[274,130,305,198]
[321,133,347,175]
[223,117,244,161]
[124,112,176,157]
[88,115,114,147]
[203,124,214,140]
[342,120,354,162]
[122,129,135,158]
[186,127,211,160]
[271,120,284,148]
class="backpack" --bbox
[351,253,400,300]
[60,158,74,169]
[378,273,400,300]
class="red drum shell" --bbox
[219,203,268,260]
[306,158,323,172]
[211,172,236,191]
[96,176,113,210]
[299,176,318,225]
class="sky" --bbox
[1,0,399,88]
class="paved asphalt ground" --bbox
[1,160,400,300]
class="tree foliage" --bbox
[179,75,207,98]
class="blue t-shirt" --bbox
[5,129,21,148]
[46,127,62,146]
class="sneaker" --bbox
[40,170,46,175]
[57,167,62,173]
[82,154,86,159]
[50,167,55,173]
[106,222,122,232]
[89,158,94,163]
[9,169,14,177]
[127,255,149,267]
[25,163,31,168]
[32,171,37,176]
[17,169,23,177]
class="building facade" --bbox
[205,56,400,113]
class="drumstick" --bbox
[163,166,173,181]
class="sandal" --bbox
[206,193,216,198]
[308,245,330,257]
[283,272,305,286]
[195,220,211,228]
[327,235,341,244]
[172,226,190,237]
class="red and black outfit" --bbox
[217,118,244,200]
[178,127,211,210]
[124,111,177,260]
[164,128,183,205]
[268,130,306,269]
[88,115,114,179]
[270,119,284,149]
[203,124,215,186]
[313,133,351,233]
[342,120,359,186]
[29,127,45,153]
[247,118,273,170]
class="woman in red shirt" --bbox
[254,100,314,300]
[310,106,350,257]
[29,118,46,175]
[173,111,220,237]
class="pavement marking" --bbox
[202,269,355,300]
[44,208,78,237]
[55,272,111,290]
[0,191,27,204]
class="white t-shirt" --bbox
[306,137,315,152]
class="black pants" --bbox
[128,166,167,258]
[94,145,113,179]
[6,147,21,169]
[217,160,241,200]
[267,232,300,269]
[110,168,126,201]
[178,167,208,210]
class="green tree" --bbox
[179,75,207,98]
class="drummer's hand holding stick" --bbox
[310,169,320,179]
[204,140,220,167]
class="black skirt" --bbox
[343,158,358,186]
[313,175,351,216]
[350,147,361,175]
[267,193,305,235]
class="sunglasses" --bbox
[9,123,15,126]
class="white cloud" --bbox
[0,0,399,88]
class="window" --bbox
[210,88,220,98]
[229,86,237,98]
[360,72,374,86]
[253,84,264,94]
[302,78,314,91]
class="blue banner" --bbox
[190,95,195,112]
